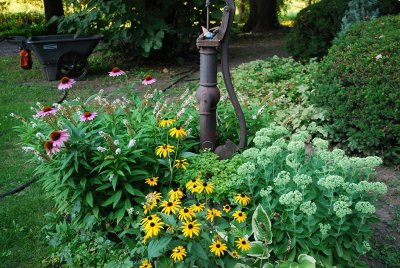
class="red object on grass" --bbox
[20,49,33,70]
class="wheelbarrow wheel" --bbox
[57,51,89,81]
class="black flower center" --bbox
[184,208,189,213]
[50,131,61,141]
[150,222,155,227]
[188,224,193,229]
[203,183,207,187]
[242,241,246,245]
[147,216,153,220]
[167,202,173,207]
[216,244,221,248]
[239,213,243,217]
[241,194,245,198]
[112,67,120,73]
[43,106,52,112]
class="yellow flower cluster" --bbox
[185,177,214,195]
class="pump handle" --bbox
[220,0,247,150]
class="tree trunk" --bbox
[237,0,246,23]
[43,0,64,34]
[252,0,280,32]
[242,0,257,32]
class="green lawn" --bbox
[0,54,107,266]
[0,53,170,266]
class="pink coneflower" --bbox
[109,67,126,77]
[36,106,57,117]
[44,140,60,155]
[80,111,97,122]
[49,129,70,147]
[142,75,156,85]
[58,76,76,91]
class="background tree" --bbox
[43,0,64,34]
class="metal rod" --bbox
[206,0,210,30]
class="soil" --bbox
[1,30,399,267]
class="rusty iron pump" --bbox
[196,0,247,159]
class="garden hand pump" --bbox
[196,0,247,159]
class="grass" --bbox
[0,52,166,266]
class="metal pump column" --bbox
[196,0,247,156]
[196,43,220,150]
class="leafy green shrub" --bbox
[42,213,133,267]
[0,12,46,37]
[57,0,223,58]
[286,0,349,60]
[313,15,400,163]
[175,151,245,202]
[219,56,326,137]
[286,0,400,60]
[233,125,386,267]
[16,88,199,237]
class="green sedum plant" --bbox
[233,125,386,267]
[313,15,400,164]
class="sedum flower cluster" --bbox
[231,125,387,266]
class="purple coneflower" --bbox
[142,75,156,85]
[80,111,97,122]
[44,140,60,155]
[58,76,76,91]
[36,106,57,117]
[108,67,126,77]
[49,129,70,148]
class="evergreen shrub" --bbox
[313,15,400,163]
[286,0,400,60]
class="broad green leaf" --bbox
[116,207,125,224]
[298,254,316,268]
[148,237,172,259]
[252,204,272,243]
[102,190,122,208]
[246,241,270,259]
[86,191,93,207]
[191,241,209,260]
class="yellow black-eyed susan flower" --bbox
[191,202,205,212]
[178,207,196,221]
[209,240,227,257]
[145,177,158,186]
[159,118,176,128]
[160,199,181,215]
[206,208,222,222]
[197,181,214,194]
[234,193,251,206]
[186,178,202,193]
[170,246,187,262]
[174,159,188,170]
[169,126,187,139]
[223,204,231,213]
[140,214,162,228]
[143,219,164,238]
[232,210,247,223]
[168,188,184,201]
[181,220,201,238]
[230,250,239,258]
[236,237,251,251]
[139,259,152,268]
[155,144,174,158]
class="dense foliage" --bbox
[313,15,400,163]
[57,0,222,58]
[286,0,400,60]
[227,126,385,267]
[0,12,46,37]
[219,56,326,137]
[286,0,349,60]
